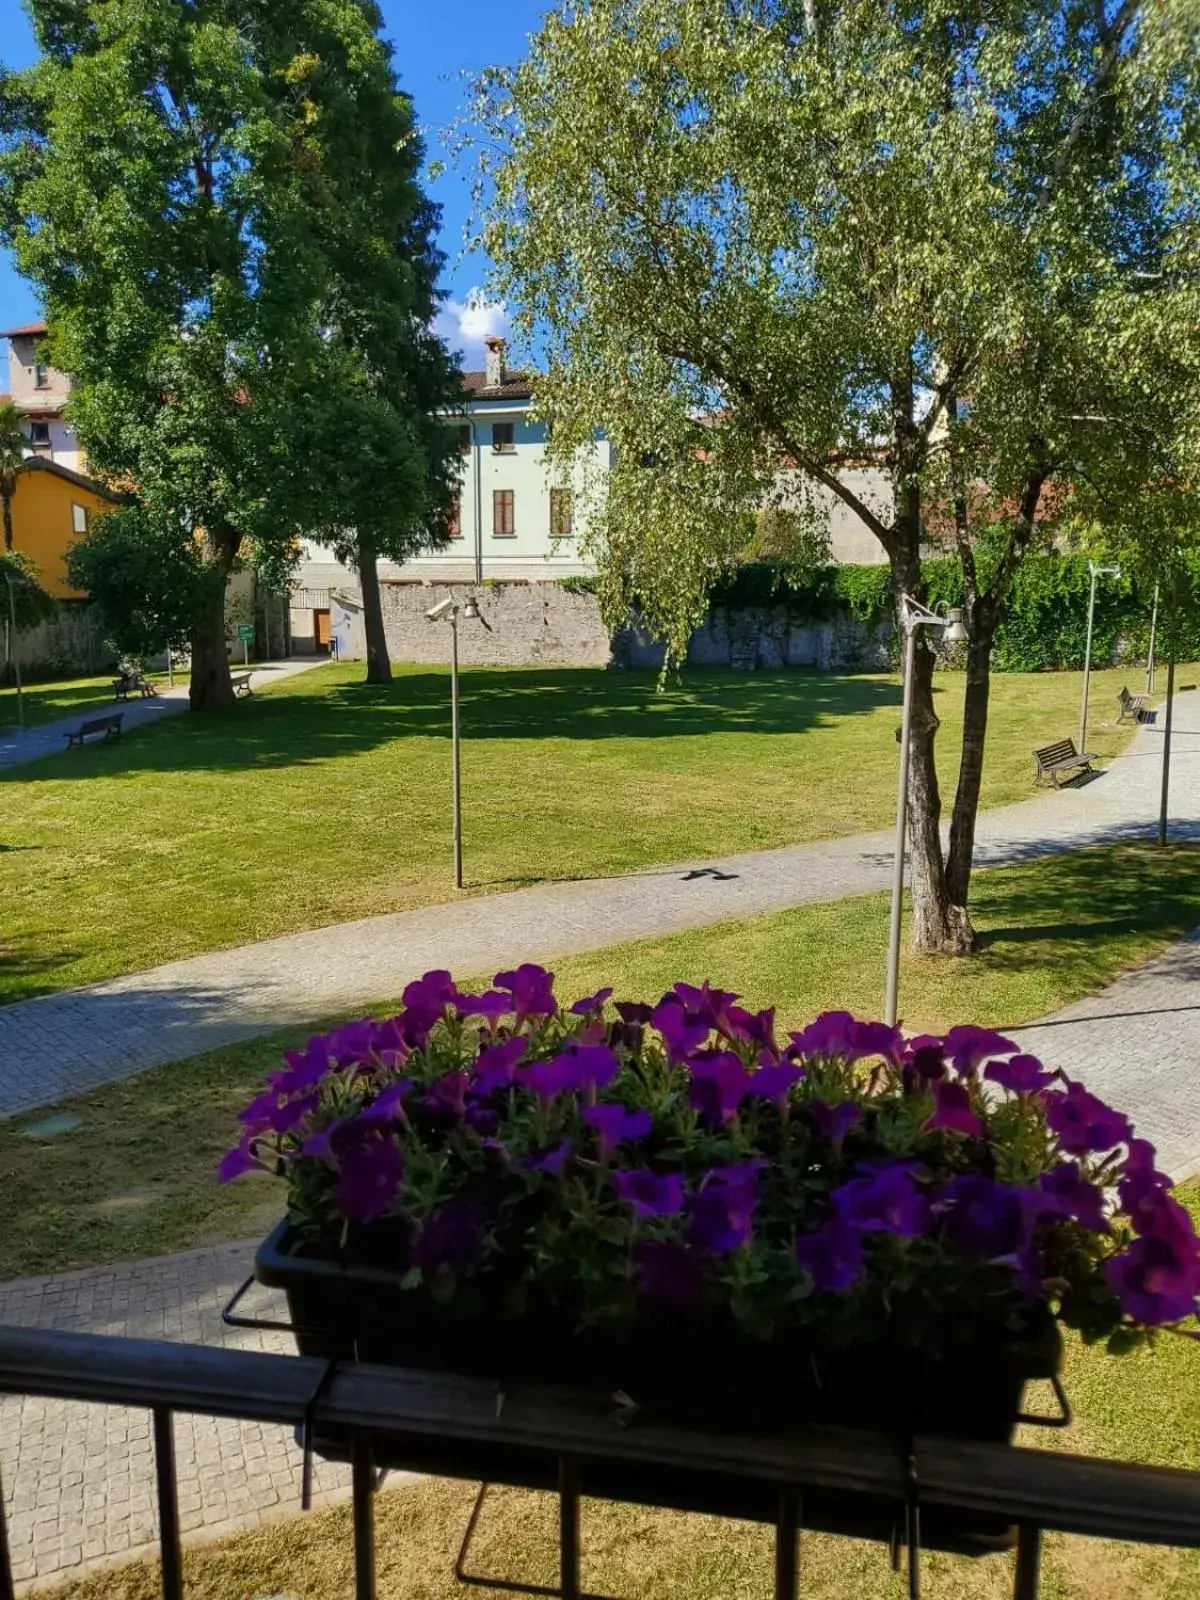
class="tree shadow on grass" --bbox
[0,933,83,1006]
[970,844,1200,997]
[0,666,906,784]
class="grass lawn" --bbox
[0,672,161,731]
[0,660,1171,1005]
[3,841,1196,1284]
[37,1194,1200,1600]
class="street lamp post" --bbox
[427,592,491,888]
[1078,561,1119,756]
[1146,582,1160,697]
[884,596,968,1027]
[2,568,25,731]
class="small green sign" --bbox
[237,623,255,642]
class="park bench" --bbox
[111,671,154,701]
[1033,737,1096,787]
[231,672,254,697]
[64,711,123,749]
[1117,686,1149,724]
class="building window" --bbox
[28,421,51,453]
[457,424,471,455]
[446,494,462,539]
[493,489,515,536]
[71,503,89,536]
[549,488,574,538]
[34,362,50,390]
[492,421,515,454]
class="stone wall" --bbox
[7,600,116,677]
[328,580,893,673]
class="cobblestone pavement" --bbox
[2,922,1199,1590]
[0,1241,353,1590]
[0,657,328,773]
[2,690,1198,1121]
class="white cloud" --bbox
[436,288,510,368]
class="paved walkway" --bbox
[1,689,1197,1122]
[1,925,1198,1591]
[0,658,328,773]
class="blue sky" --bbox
[0,0,547,365]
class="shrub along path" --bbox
[0,687,1197,1122]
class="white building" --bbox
[290,337,606,651]
[1,319,86,473]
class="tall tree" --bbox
[0,400,26,553]
[480,0,1200,952]
[0,0,459,707]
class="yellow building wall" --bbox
[8,470,114,599]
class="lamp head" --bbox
[944,607,969,645]
[462,595,480,621]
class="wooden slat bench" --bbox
[1033,738,1096,787]
[231,672,254,697]
[1118,686,1149,724]
[112,672,155,701]
[64,712,123,749]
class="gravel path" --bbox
[1,688,1197,1122]
[1,918,1198,1591]
[0,657,328,773]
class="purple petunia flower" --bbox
[795,1220,865,1291]
[748,1060,803,1112]
[673,982,740,1032]
[218,1137,265,1183]
[238,1089,319,1137]
[455,989,516,1025]
[570,986,614,1016]
[702,1159,768,1199]
[494,963,558,1023]
[943,1026,1019,1078]
[686,1052,754,1124]
[847,1020,905,1068]
[402,970,461,1015]
[336,1131,403,1223]
[518,1056,577,1109]
[808,1098,861,1149]
[788,1011,857,1062]
[526,1139,573,1176]
[938,1175,1030,1258]
[651,998,712,1063]
[688,1186,753,1254]
[359,1080,414,1125]
[922,1080,984,1139]
[723,1004,778,1053]
[410,1201,487,1273]
[425,1071,470,1118]
[1038,1163,1110,1233]
[1105,1235,1200,1326]
[1045,1083,1132,1156]
[473,1036,529,1093]
[612,1168,686,1219]
[832,1163,929,1236]
[902,1035,946,1084]
[562,1043,620,1093]
[581,1103,653,1161]
[635,1240,709,1309]
[984,1053,1055,1094]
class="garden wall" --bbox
[7,600,116,678]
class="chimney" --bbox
[484,336,507,389]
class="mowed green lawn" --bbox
[4,842,1195,1283]
[0,661,1157,1002]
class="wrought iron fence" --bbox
[2,1323,1199,1600]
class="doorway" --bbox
[313,609,332,654]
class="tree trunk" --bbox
[946,621,994,906]
[2,491,12,551]
[188,527,239,711]
[904,628,975,953]
[358,539,392,685]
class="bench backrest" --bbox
[1118,687,1132,705]
[1034,739,1078,765]
[80,716,118,735]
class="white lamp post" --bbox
[885,596,969,1027]
[1078,561,1120,756]
[427,592,491,888]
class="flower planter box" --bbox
[256,1218,1061,1442]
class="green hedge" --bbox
[709,554,1200,671]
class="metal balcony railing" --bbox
[2,1323,1199,1600]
